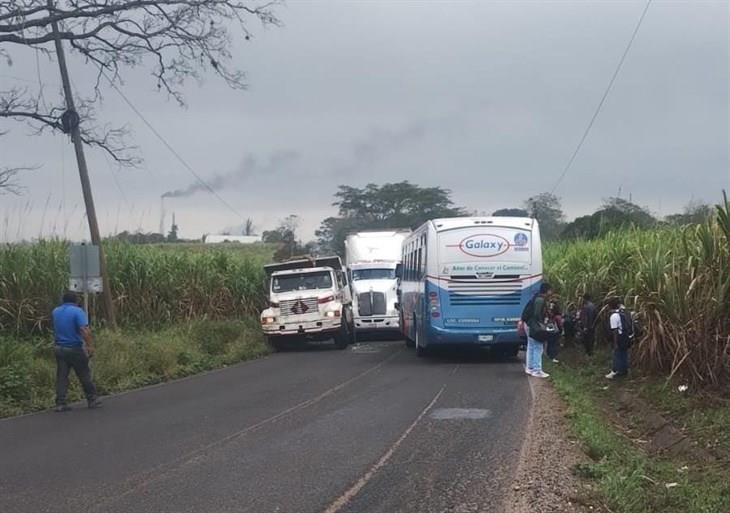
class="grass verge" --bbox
[546,349,730,513]
[0,318,269,418]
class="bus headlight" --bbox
[261,316,276,325]
[325,310,341,318]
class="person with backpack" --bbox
[545,298,563,363]
[606,296,633,379]
[578,294,597,356]
[523,282,554,378]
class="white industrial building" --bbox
[204,235,262,244]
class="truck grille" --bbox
[280,297,318,316]
[358,292,386,316]
[447,280,522,306]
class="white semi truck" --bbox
[345,231,409,334]
[260,256,353,351]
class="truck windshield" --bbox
[272,271,333,292]
[352,269,396,281]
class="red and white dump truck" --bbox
[260,256,354,351]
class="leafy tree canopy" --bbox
[524,193,565,241]
[665,200,714,226]
[562,197,656,239]
[263,215,307,261]
[492,208,529,217]
[316,181,464,255]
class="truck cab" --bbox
[260,257,353,351]
[345,231,409,334]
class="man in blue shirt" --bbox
[52,291,101,412]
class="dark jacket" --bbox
[527,294,547,334]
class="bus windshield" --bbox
[272,271,333,292]
[352,268,396,281]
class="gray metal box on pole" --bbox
[69,243,103,293]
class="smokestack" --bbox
[159,196,166,234]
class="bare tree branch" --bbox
[0,130,35,194]
[0,0,280,167]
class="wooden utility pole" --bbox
[48,0,117,328]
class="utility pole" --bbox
[48,0,117,328]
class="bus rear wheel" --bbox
[496,344,519,359]
[415,321,428,357]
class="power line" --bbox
[96,69,245,221]
[550,0,653,195]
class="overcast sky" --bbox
[1,0,728,242]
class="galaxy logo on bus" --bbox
[453,234,511,258]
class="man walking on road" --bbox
[52,291,102,412]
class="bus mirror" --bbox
[395,264,403,279]
[394,303,400,311]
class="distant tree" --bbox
[243,218,256,236]
[665,200,714,226]
[109,231,166,244]
[492,208,529,217]
[316,181,464,254]
[562,197,656,239]
[524,193,565,241]
[263,215,304,261]
[602,198,656,226]
[315,216,362,256]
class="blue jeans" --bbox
[613,347,629,375]
[526,336,544,372]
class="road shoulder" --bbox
[505,376,599,513]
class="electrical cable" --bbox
[96,69,245,221]
[549,0,653,194]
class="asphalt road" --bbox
[0,340,531,513]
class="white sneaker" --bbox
[605,371,617,379]
[525,368,534,375]
[551,359,560,364]
[532,371,550,378]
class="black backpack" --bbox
[616,308,635,348]
[521,295,537,323]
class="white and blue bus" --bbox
[398,217,542,357]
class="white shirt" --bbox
[609,311,623,334]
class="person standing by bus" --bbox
[545,298,563,363]
[525,282,553,378]
[579,294,598,356]
[52,291,102,412]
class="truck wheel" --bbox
[267,337,286,352]
[334,316,352,350]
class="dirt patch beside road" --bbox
[505,377,603,513]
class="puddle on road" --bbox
[429,408,492,420]
[350,343,381,353]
